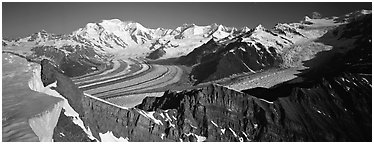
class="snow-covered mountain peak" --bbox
[24,29,52,42]
[211,24,225,32]
[304,16,312,21]
[240,27,251,32]
[32,29,49,35]
[360,9,372,14]
[125,22,150,32]
[210,23,219,27]
[179,23,198,29]
[101,18,123,24]
[254,24,266,31]
[40,29,48,33]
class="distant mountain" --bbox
[179,10,372,84]
[3,19,246,57]
[2,18,252,73]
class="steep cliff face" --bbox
[136,71,371,141]
[242,73,371,141]
[35,60,95,142]
[136,85,264,142]
[81,95,171,142]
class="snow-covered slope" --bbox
[71,19,161,53]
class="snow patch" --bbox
[161,133,166,140]
[229,127,238,137]
[85,93,128,110]
[258,98,274,104]
[239,47,246,52]
[99,131,129,142]
[195,135,207,142]
[242,131,248,138]
[190,124,198,129]
[159,113,165,119]
[211,121,218,127]
[172,115,177,120]
[185,133,207,142]
[136,110,163,125]
[163,112,172,121]
[239,137,244,142]
[254,123,258,129]
[169,122,176,128]
[220,128,226,135]
[242,131,251,141]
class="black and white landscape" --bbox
[2,2,372,142]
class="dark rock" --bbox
[29,44,107,77]
[147,48,166,60]
[189,41,282,84]
[178,38,222,66]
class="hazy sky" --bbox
[2,2,371,39]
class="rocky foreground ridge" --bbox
[3,48,370,142]
[40,49,371,142]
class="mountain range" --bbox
[2,9,372,142]
[3,10,371,79]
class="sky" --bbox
[2,2,372,39]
